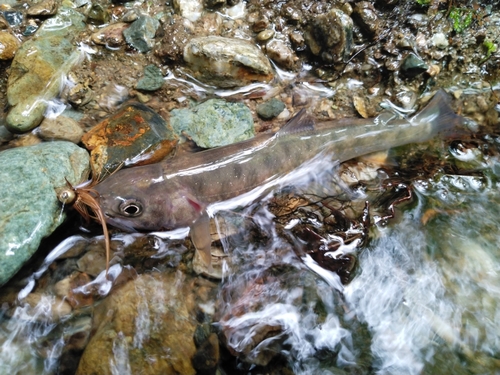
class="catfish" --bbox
[94,90,467,277]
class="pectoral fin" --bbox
[191,211,222,279]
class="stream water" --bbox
[2,129,500,374]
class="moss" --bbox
[449,7,474,33]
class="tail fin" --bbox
[410,89,473,140]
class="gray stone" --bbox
[0,142,90,286]
[256,98,286,119]
[123,15,159,53]
[136,64,164,91]
[38,115,84,144]
[6,7,86,133]
[183,36,273,88]
[400,53,429,78]
[170,99,254,148]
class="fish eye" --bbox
[119,199,143,217]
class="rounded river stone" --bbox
[0,141,90,286]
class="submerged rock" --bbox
[76,271,200,375]
[82,103,178,177]
[91,22,128,48]
[170,99,254,148]
[0,141,90,287]
[6,7,86,133]
[123,15,159,53]
[136,64,164,91]
[38,115,84,144]
[183,36,273,88]
[256,98,285,119]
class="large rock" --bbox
[183,36,273,88]
[77,271,199,375]
[6,7,86,133]
[0,141,90,286]
[170,99,254,148]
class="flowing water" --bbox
[2,129,500,374]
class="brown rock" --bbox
[76,271,199,375]
[0,31,20,60]
[82,103,178,178]
[38,115,84,143]
[91,22,128,48]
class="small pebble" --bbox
[432,32,449,49]
[257,98,286,119]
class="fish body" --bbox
[95,90,465,275]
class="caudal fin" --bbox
[411,89,472,140]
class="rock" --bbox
[183,36,273,88]
[91,22,128,48]
[0,141,90,287]
[0,31,20,60]
[76,271,199,375]
[0,124,14,144]
[256,98,285,119]
[136,64,164,91]
[54,272,94,308]
[81,102,178,177]
[170,99,254,148]
[6,7,86,133]
[38,115,84,143]
[400,52,429,78]
[432,32,449,49]
[352,1,380,38]
[265,39,296,70]
[154,15,192,63]
[305,8,353,64]
[3,10,23,26]
[123,15,159,53]
[173,0,203,22]
[256,29,274,42]
[26,0,58,16]
[24,293,73,321]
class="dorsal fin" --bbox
[277,109,315,136]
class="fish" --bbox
[94,90,467,277]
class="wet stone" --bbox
[154,14,192,63]
[183,36,274,88]
[400,52,429,78]
[173,0,203,22]
[256,98,286,120]
[305,8,353,64]
[265,39,296,70]
[352,1,380,38]
[136,64,164,91]
[0,31,20,60]
[123,15,159,53]
[26,0,58,16]
[82,103,178,177]
[38,115,84,144]
[76,271,199,375]
[6,7,86,133]
[0,142,90,287]
[91,22,128,48]
[170,99,254,148]
[3,10,22,26]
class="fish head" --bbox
[94,165,205,232]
